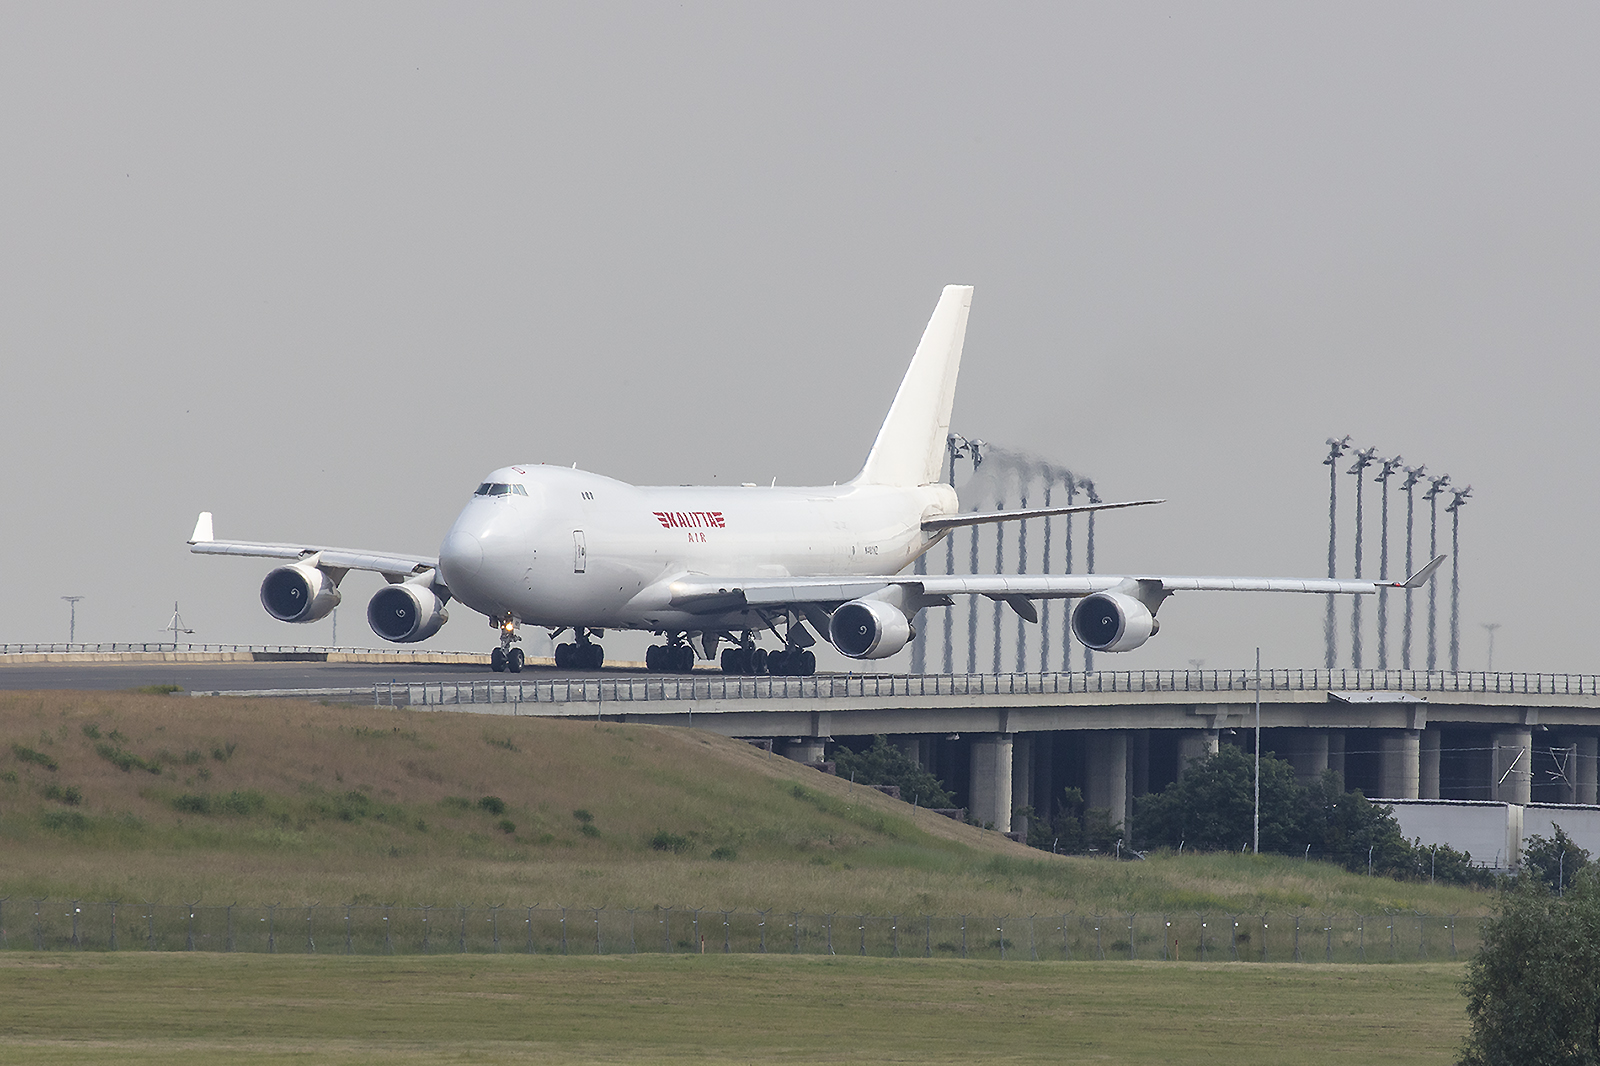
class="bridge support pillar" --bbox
[969,734,1014,831]
[780,739,827,765]
[1327,732,1346,787]
[1012,736,1034,836]
[1420,729,1441,800]
[1085,731,1129,835]
[1287,731,1330,785]
[1492,728,1533,805]
[1177,731,1217,777]
[1577,735,1599,805]
[893,736,933,771]
[1378,731,1420,799]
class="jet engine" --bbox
[367,582,449,643]
[829,597,913,659]
[1070,592,1158,653]
[260,562,342,624]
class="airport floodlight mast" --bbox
[61,596,84,645]
[163,601,193,648]
[1447,485,1473,673]
[1038,478,1054,673]
[1061,472,1079,672]
[1400,465,1426,669]
[1423,474,1452,671]
[1482,622,1502,672]
[940,434,982,674]
[1015,483,1030,674]
[1373,456,1405,669]
[1322,436,1352,669]
[1346,447,1378,668]
[1082,477,1100,674]
[991,484,1007,675]
[967,498,981,674]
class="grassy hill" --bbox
[0,690,1493,917]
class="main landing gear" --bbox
[555,628,605,671]
[645,642,695,673]
[490,615,525,673]
[720,644,815,676]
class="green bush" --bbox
[11,744,58,772]
[219,790,266,816]
[477,796,507,815]
[830,735,953,808]
[81,723,101,740]
[1461,869,1600,1064]
[579,823,601,838]
[173,793,211,814]
[649,830,691,853]
[1522,824,1592,894]
[95,742,160,774]
[43,784,82,806]
[41,810,89,832]
[497,819,516,835]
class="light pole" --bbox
[1082,478,1100,674]
[1061,473,1079,672]
[61,596,84,645]
[164,602,194,649]
[1482,623,1502,672]
[1424,475,1451,672]
[1447,485,1472,673]
[1347,447,1377,669]
[1374,456,1404,670]
[1039,477,1054,673]
[1400,465,1426,670]
[941,435,982,674]
[1322,436,1352,670]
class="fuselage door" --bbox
[573,530,587,573]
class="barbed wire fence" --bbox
[0,900,1479,962]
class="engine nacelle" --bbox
[1071,592,1157,653]
[260,563,342,624]
[367,583,449,643]
[829,597,913,659]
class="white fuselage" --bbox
[436,465,955,634]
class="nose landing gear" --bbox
[490,615,524,673]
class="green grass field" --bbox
[0,691,1495,921]
[0,953,1469,1064]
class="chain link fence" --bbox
[0,901,1481,962]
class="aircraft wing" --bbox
[186,512,438,577]
[665,557,1445,613]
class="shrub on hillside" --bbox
[830,735,953,808]
[11,744,58,772]
[1026,787,1122,854]
[1522,825,1592,894]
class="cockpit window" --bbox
[474,482,527,497]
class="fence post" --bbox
[756,910,767,954]
[306,905,316,954]
[594,908,603,955]
[266,904,277,954]
[384,906,394,955]
[795,912,805,955]
[345,906,354,954]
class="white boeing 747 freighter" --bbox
[190,286,1441,674]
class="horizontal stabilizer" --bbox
[922,498,1163,532]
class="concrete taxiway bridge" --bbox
[343,667,1600,841]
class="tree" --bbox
[829,736,953,809]
[1461,869,1600,1065]
[1133,745,1306,853]
[1027,786,1121,854]
[1301,770,1413,875]
[1522,825,1593,895]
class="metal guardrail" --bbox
[1,900,1479,962]
[377,668,1600,708]
[0,643,470,656]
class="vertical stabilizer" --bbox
[855,285,973,487]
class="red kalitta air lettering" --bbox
[653,511,725,529]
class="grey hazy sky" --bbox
[3,3,1596,673]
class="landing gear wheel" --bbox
[800,649,816,676]
[766,650,788,676]
[647,645,663,672]
[675,645,695,672]
[491,647,507,672]
[586,643,605,670]
[507,647,525,673]
[750,648,768,675]
[555,642,573,669]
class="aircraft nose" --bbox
[439,529,483,580]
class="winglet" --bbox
[189,512,214,545]
[1397,555,1446,589]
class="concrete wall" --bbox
[1388,799,1600,870]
